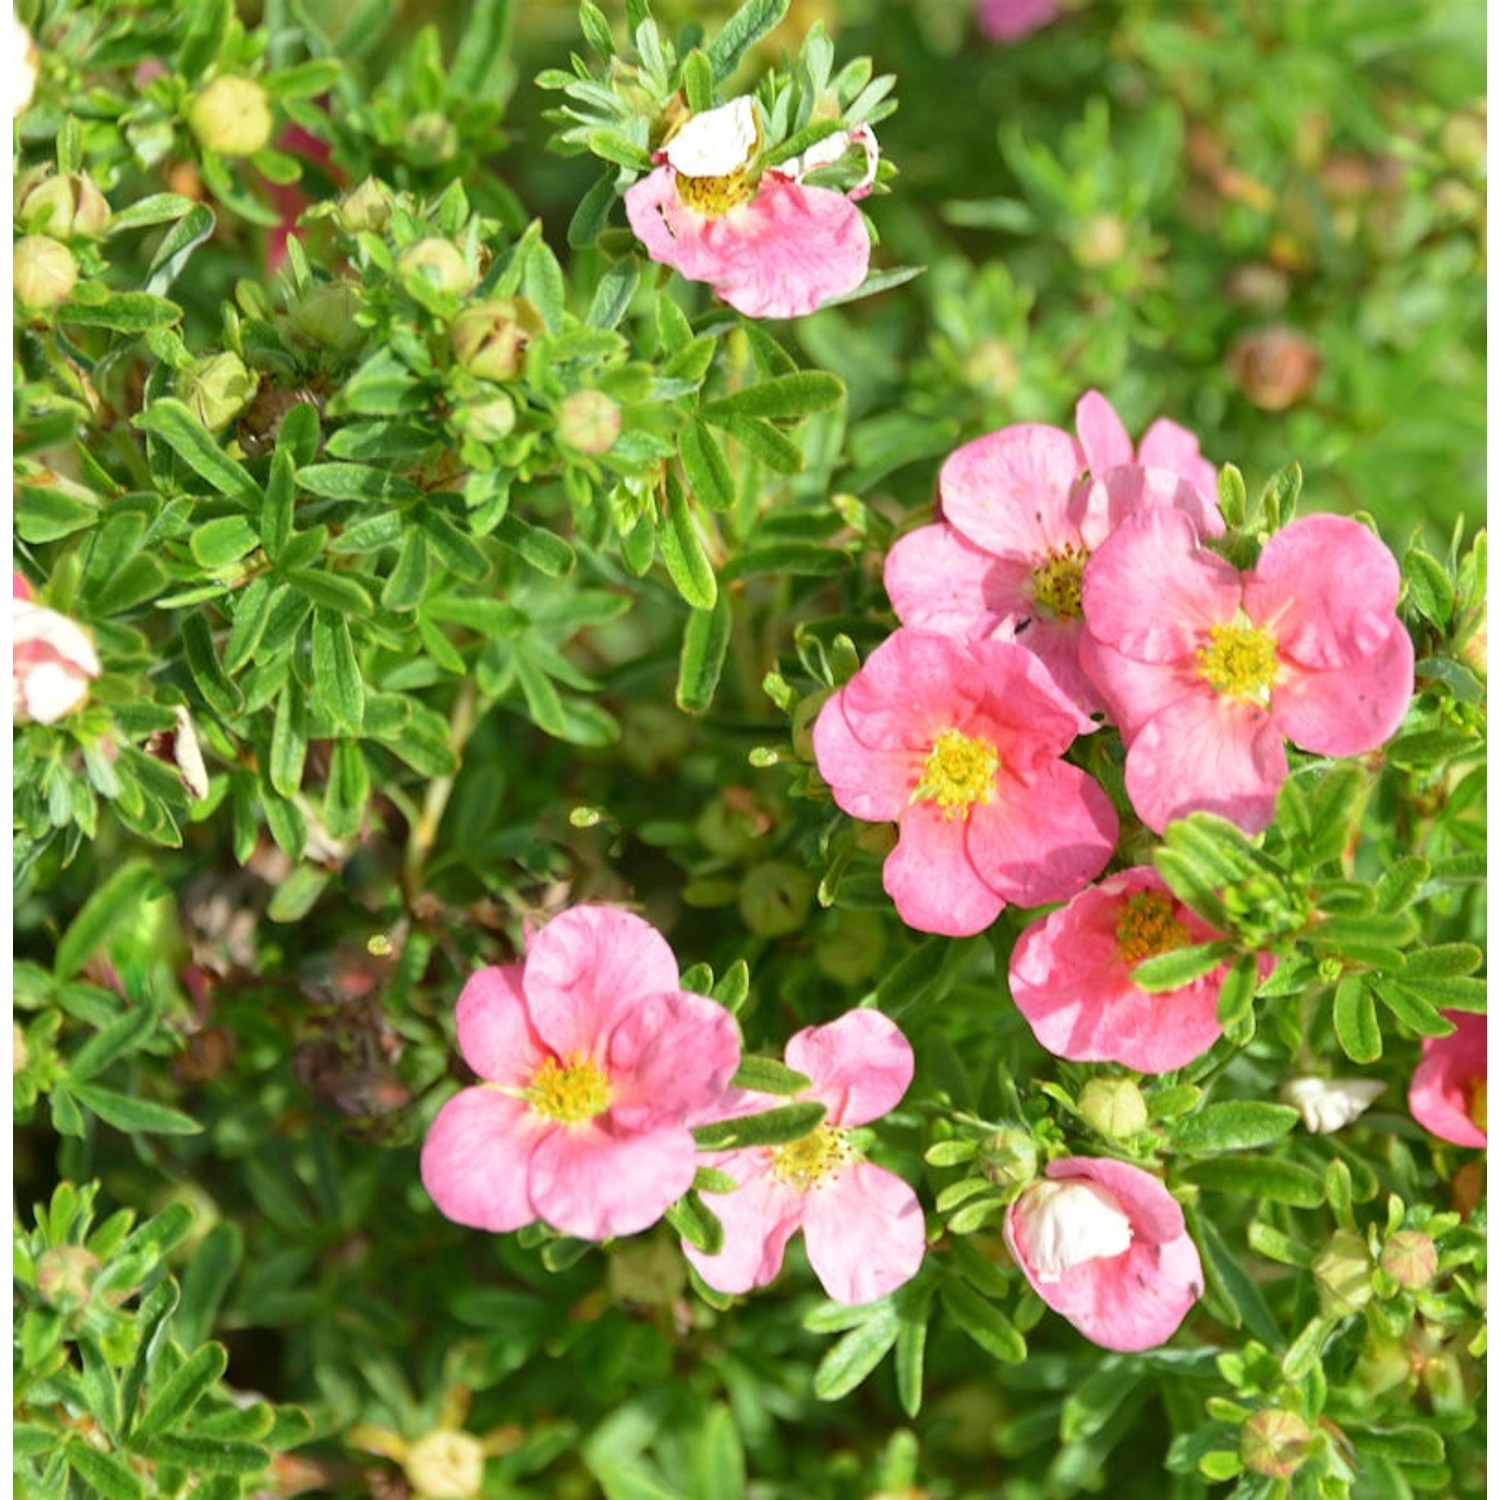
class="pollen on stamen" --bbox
[1116,890,1193,966]
[1197,620,1278,702]
[769,1124,855,1192]
[527,1051,611,1124]
[911,728,1001,819]
[1031,544,1089,621]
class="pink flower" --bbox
[885,426,1221,713]
[13,571,101,724]
[420,906,741,1241]
[812,628,1118,937]
[623,97,872,319]
[1079,509,1414,833]
[684,1009,925,1304]
[976,0,1063,43]
[1073,390,1219,504]
[1408,1011,1486,1147]
[1005,1157,1203,1351]
[1008,866,1231,1072]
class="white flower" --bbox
[13,594,102,724]
[663,97,759,177]
[1280,1076,1385,1134]
[11,7,38,118]
[1010,1177,1133,1282]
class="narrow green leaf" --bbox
[691,1404,745,1500]
[707,412,804,473]
[665,1191,723,1257]
[1403,549,1454,627]
[190,514,261,569]
[176,1222,243,1351]
[939,1282,1026,1363]
[894,1285,933,1419]
[495,512,575,575]
[1190,1207,1282,1347]
[702,372,844,423]
[813,1302,900,1400]
[55,861,161,979]
[677,593,732,714]
[133,1343,228,1440]
[66,1441,145,1500]
[269,684,308,798]
[72,1085,201,1136]
[1180,1156,1325,1207]
[181,612,244,717]
[1333,976,1383,1063]
[262,446,295,561]
[135,398,260,508]
[706,0,791,80]
[285,566,375,616]
[728,1056,812,1096]
[1373,982,1455,1039]
[133,1435,268,1474]
[69,1007,155,1084]
[1350,1425,1445,1466]
[1171,1102,1300,1154]
[297,462,420,501]
[681,49,715,112]
[691,1100,825,1150]
[311,610,365,733]
[1132,941,1236,992]
[660,477,717,609]
[61,290,183,331]
[679,420,736,512]
[587,254,640,329]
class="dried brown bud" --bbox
[1226,326,1321,411]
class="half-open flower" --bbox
[13,572,101,725]
[1005,1157,1203,1351]
[1408,1010,1486,1147]
[1280,1076,1386,1134]
[684,1009,925,1305]
[623,97,872,319]
[420,906,741,1241]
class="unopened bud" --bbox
[607,1235,687,1308]
[1380,1230,1438,1291]
[188,76,274,158]
[337,177,394,235]
[289,281,363,352]
[963,337,1019,399]
[1313,1228,1374,1317]
[403,1429,485,1500]
[14,235,78,311]
[738,861,815,939]
[814,907,887,987]
[179,351,255,432]
[407,111,460,167]
[397,237,475,297]
[451,298,542,383]
[1440,106,1486,174]
[12,11,38,117]
[1240,1409,1313,1479]
[36,1246,100,1309]
[452,394,517,445]
[558,390,622,456]
[1071,212,1128,269]
[977,1128,1039,1190]
[19,171,110,239]
[1226,326,1322,412]
[1078,1077,1149,1139]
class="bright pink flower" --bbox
[1408,1011,1486,1147]
[812,628,1118,937]
[13,572,101,724]
[886,427,1222,713]
[1009,867,1231,1072]
[976,0,1062,43]
[1080,509,1414,833]
[1073,390,1219,504]
[684,1009,925,1304]
[1005,1157,1203,1351]
[420,906,741,1241]
[623,98,872,319]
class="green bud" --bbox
[289,281,363,352]
[977,1128,1039,1190]
[607,1235,687,1308]
[558,389,622,456]
[814,907,888,987]
[452,393,517,444]
[36,1245,100,1310]
[407,111,460,167]
[451,298,543,383]
[18,170,110,239]
[963,337,1019,399]
[738,861,815,939]
[397,237,475,297]
[1313,1227,1374,1317]
[178,351,256,432]
[1379,1229,1438,1291]
[1240,1409,1313,1480]
[14,236,78,310]
[1071,212,1128,269]
[337,177,395,235]
[188,76,274,158]
[1078,1077,1149,1140]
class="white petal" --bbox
[664,97,758,177]
[1280,1077,1386,1134]
[11,10,37,117]
[1015,1178,1133,1282]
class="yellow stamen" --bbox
[527,1051,611,1124]
[769,1124,854,1191]
[911,728,1000,819]
[1468,1079,1486,1133]
[1197,619,1278,702]
[675,166,757,216]
[1116,890,1193,965]
[1031,544,1089,621]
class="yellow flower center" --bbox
[1197,619,1279,702]
[911,728,1000,819]
[676,166,758,216]
[1116,890,1194,965]
[526,1052,611,1124]
[769,1124,854,1191]
[1468,1078,1486,1133]
[1031,544,1089,621]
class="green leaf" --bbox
[61,290,183,331]
[69,1007,155,1084]
[1373,981,1455,1038]
[15,484,97,541]
[1382,973,1485,1012]
[262,448,295,562]
[679,420,736,512]
[145,203,216,294]
[419,510,490,581]
[1189,1207,1282,1347]
[1375,857,1432,914]
[1350,1426,1445,1467]
[311,611,365,733]
[1260,461,1302,527]
[495,512,576,575]
[132,1435,269,1474]
[1131,940,1237,992]
[813,1301,900,1400]
[578,0,614,57]
[587,254,640,329]
[1333,976,1383,1063]
[266,864,331,923]
[55,861,162,979]
[72,1085,202,1136]
[939,1281,1026,1363]
[66,1441,145,1500]
[706,0,791,80]
[1215,953,1260,1027]
[1179,1156,1325,1207]
[691,1100,825,1150]
[176,1222,243,1350]
[702,372,845,423]
[660,477,718,609]
[181,611,245,717]
[135,399,261,508]
[1403,548,1454,627]
[727,1056,812,1096]
[1171,1102,1300,1154]
[691,1404,745,1500]
[707,412,804,473]
[894,1284,933,1419]
[297,462,420,501]
[109,193,198,232]
[190,514,261,569]
[285,566,375,616]
[677,593,732,714]
[133,1343,228,1440]
[681,48,715,113]
[665,1191,723,1256]
[269,683,308,798]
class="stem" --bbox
[402,677,480,902]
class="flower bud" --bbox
[188,76,274,158]
[452,393,517,445]
[397,237,475,297]
[1279,1076,1384,1134]
[977,1128,1039,1190]
[558,389,622,456]
[963,337,1019,399]
[1078,1077,1149,1140]
[288,281,363,353]
[12,11,38,117]
[1240,1409,1313,1480]
[607,1234,687,1308]
[1440,105,1486,174]
[1071,212,1128,269]
[451,297,542,383]
[1313,1228,1374,1317]
[14,235,78,311]
[178,351,256,432]
[403,1429,485,1500]
[814,907,888,987]
[408,110,460,167]
[19,171,111,239]
[337,177,395,235]
[36,1246,100,1310]
[1379,1229,1438,1291]
[738,861,815,939]
[1226,326,1322,412]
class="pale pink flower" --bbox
[13,571,101,724]
[1008,866,1231,1072]
[420,906,741,1241]
[1073,390,1219,504]
[976,0,1062,43]
[812,628,1118,937]
[623,97,871,319]
[685,1009,924,1304]
[1408,1011,1486,1147]
[1005,1157,1203,1351]
[1079,509,1414,833]
[885,427,1221,713]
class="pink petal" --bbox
[454,963,545,1084]
[884,800,1007,937]
[802,1161,926,1304]
[938,425,1085,562]
[976,0,1062,41]
[523,906,681,1058]
[884,522,1031,638]
[529,1120,698,1240]
[1245,515,1403,671]
[1073,391,1133,478]
[967,637,1096,760]
[606,988,741,1131]
[1006,615,1106,718]
[1136,418,1220,502]
[1077,464,1225,545]
[1409,1011,1486,1148]
[1080,508,1241,663]
[812,686,917,822]
[1271,623,1414,756]
[13,571,32,601]
[838,629,989,755]
[1077,632,1199,746]
[420,1087,545,1233]
[1047,1156,1186,1246]
[682,1153,805,1294]
[784,1009,914,1127]
[1124,692,1287,835]
[965,759,1118,907]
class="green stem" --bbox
[402,677,480,902]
